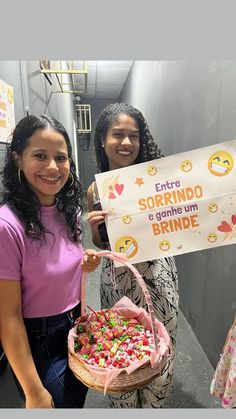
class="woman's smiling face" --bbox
[14,128,70,206]
[104,113,140,170]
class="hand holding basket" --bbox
[68,250,171,394]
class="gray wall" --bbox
[26,61,76,148]
[120,61,236,367]
[0,60,77,164]
[79,98,116,191]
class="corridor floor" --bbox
[0,224,222,409]
[83,223,222,409]
[83,310,221,408]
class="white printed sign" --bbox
[0,79,15,143]
[96,140,236,266]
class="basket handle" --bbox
[81,250,159,352]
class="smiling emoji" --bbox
[208,151,234,176]
[159,240,171,252]
[115,236,138,258]
[208,202,218,213]
[180,160,192,173]
[147,165,158,176]
[7,87,13,104]
[122,215,132,224]
[207,233,217,243]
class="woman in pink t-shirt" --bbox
[0,115,101,408]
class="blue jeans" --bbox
[24,304,88,408]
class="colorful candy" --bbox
[73,309,157,369]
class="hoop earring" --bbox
[67,172,74,188]
[18,168,22,183]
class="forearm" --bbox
[0,316,45,398]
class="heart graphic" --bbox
[232,215,236,225]
[108,185,113,191]
[115,183,124,195]
[217,221,232,233]
[108,191,116,199]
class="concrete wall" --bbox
[26,61,76,149]
[79,97,116,191]
[0,60,78,193]
[0,60,77,166]
[120,61,236,367]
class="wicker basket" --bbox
[68,250,170,394]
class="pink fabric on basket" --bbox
[68,250,171,394]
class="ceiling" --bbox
[40,60,133,99]
[73,61,133,99]
[42,60,133,99]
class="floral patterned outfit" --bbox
[92,182,179,408]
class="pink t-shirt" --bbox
[0,204,83,318]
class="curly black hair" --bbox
[94,103,164,172]
[0,115,85,243]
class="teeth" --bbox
[126,243,135,256]
[118,151,131,155]
[211,163,227,173]
[40,176,60,181]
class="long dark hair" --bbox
[94,103,164,172]
[0,115,85,243]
